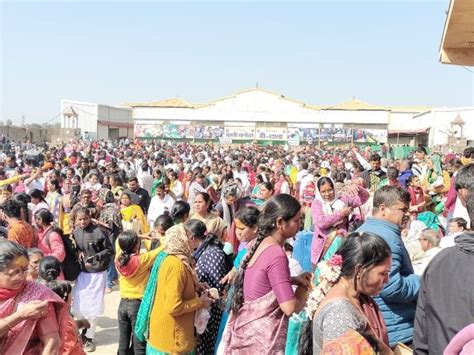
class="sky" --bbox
[1,0,473,124]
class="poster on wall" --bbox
[353,129,388,143]
[224,126,255,140]
[319,128,353,142]
[255,127,287,141]
[163,124,195,139]
[134,123,164,138]
[193,125,224,139]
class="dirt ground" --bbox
[94,285,121,354]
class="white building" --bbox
[61,100,133,140]
[413,107,474,147]
[127,88,432,144]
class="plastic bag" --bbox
[195,307,211,335]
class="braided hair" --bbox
[231,194,301,313]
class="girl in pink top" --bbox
[34,210,66,280]
[222,194,312,354]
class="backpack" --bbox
[46,229,82,281]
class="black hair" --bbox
[195,192,212,211]
[284,242,294,253]
[369,153,381,162]
[29,189,46,203]
[170,201,190,222]
[235,206,260,227]
[407,175,419,186]
[455,164,474,191]
[39,255,61,282]
[49,179,61,193]
[337,232,391,284]
[127,176,139,183]
[46,280,72,301]
[0,239,28,272]
[373,186,410,211]
[334,171,348,184]
[154,213,174,231]
[117,230,140,267]
[387,167,399,180]
[232,194,301,312]
[415,146,428,155]
[255,174,264,183]
[34,209,54,226]
[261,181,274,193]
[184,219,215,241]
[156,183,166,191]
[450,217,468,231]
[1,199,22,219]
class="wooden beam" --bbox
[440,48,474,66]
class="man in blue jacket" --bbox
[358,186,420,346]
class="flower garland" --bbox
[305,254,343,320]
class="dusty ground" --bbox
[94,285,121,354]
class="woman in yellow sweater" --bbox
[115,230,162,355]
[135,218,213,354]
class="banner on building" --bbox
[256,127,287,141]
[134,123,164,138]
[353,129,387,143]
[224,126,255,140]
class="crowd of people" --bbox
[0,138,473,355]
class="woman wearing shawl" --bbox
[407,175,426,219]
[274,171,291,195]
[45,179,62,225]
[220,195,311,355]
[120,192,150,235]
[96,188,124,293]
[310,176,369,267]
[214,183,254,255]
[58,179,77,236]
[134,218,212,354]
[423,155,449,214]
[0,239,63,355]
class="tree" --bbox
[5,119,12,126]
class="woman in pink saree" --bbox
[221,194,312,354]
[0,239,63,355]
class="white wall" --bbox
[414,108,474,146]
[61,100,98,133]
[97,105,133,124]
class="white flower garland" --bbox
[305,254,343,320]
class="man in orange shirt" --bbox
[3,199,36,248]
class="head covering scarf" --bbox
[220,183,241,226]
[98,187,114,204]
[315,176,340,215]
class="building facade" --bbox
[61,100,133,140]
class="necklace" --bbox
[339,280,378,338]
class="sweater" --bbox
[148,255,203,353]
[357,217,420,346]
[413,232,474,355]
[115,243,162,299]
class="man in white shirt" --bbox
[24,168,45,194]
[440,217,468,248]
[147,183,175,226]
[413,228,441,275]
[232,161,249,193]
[138,163,154,194]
